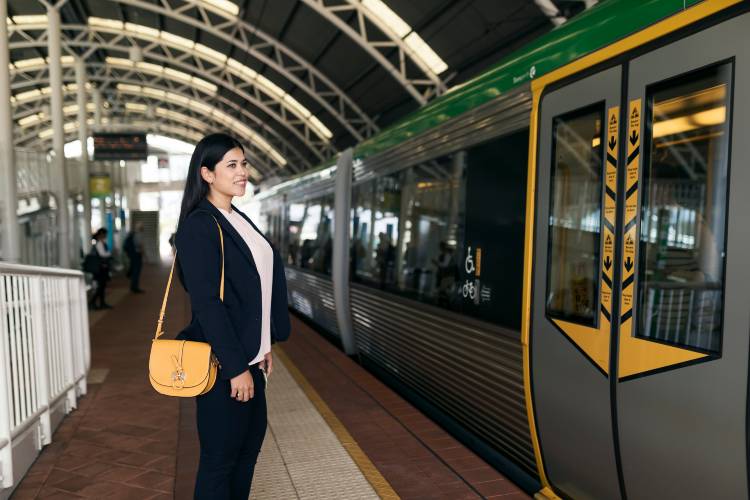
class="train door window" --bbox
[546,104,605,327]
[637,63,732,354]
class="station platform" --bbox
[9,265,528,499]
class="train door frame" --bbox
[615,13,750,499]
[521,2,748,499]
[530,64,623,500]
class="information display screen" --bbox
[93,133,148,161]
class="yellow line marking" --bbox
[276,347,401,500]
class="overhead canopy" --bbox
[6,0,593,180]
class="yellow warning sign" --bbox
[600,106,619,328]
[620,99,640,324]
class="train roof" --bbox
[262,0,705,193]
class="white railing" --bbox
[0,263,90,497]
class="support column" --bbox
[75,57,92,248]
[93,88,102,127]
[0,0,20,263]
[47,5,71,268]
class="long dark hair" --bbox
[176,133,243,290]
[177,133,244,229]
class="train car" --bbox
[249,1,750,498]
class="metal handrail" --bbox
[0,262,84,278]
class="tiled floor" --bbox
[10,267,181,499]
[278,318,530,500]
[249,355,378,499]
[10,263,530,499]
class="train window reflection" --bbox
[287,197,334,274]
[637,64,731,354]
[546,105,604,327]
[349,130,528,331]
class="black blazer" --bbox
[175,198,291,380]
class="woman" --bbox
[88,228,112,310]
[174,133,291,499]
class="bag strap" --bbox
[154,217,225,340]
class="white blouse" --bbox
[217,207,273,366]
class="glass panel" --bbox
[351,181,375,281]
[637,64,731,354]
[351,174,402,287]
[349,130,528,330]
[397,155,463,303]
[546,105,604,327]
[287,196,334,274]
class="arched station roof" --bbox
[7,0,592,180]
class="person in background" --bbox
[88,228,112,310]
[168,232,177,256]
[123,221,145,293]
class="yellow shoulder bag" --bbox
[148,218,224,397]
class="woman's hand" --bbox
[230,370,254,402]
[259,351,273,377]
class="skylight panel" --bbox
[188,0,239,18]
[361,0,448,75]
[403,32,448,75]
[362,0,410,37]
[8,15,48,26]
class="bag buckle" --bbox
[171,370,186,389]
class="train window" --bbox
[351,173,403,287]
[637,63,732,354]
[350,180,375,282]
[287,196,334,275]
[349,129,528,331]
[546,104,605,327]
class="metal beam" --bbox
[7,23,329,165]
[299,0,447,104]
[100,0,378,139]
[9,62,305,176]
[15,100,277,178]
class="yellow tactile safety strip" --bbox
[276,347,401,500]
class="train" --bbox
[246,1,750,498]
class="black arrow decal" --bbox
[604,256,612,271]
[608,136,616,151]
[624,256,633,272]
[630,129,639,145]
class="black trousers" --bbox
[128,254,143,291]
[194,364,267,500]
[90,272,108,307]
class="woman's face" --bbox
[202,147,249,199]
